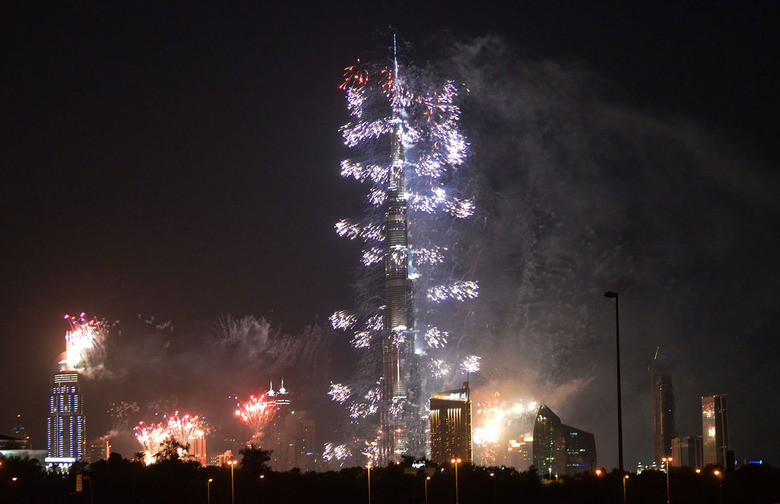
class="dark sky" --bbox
[2,2,778,468]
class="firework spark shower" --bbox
[329,41,481,463]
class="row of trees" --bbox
[1,448,778,504]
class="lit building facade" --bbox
[532,405,596,477]
[190,433,207,466]
[86,437,110,463]
[672,436,703,469]
[430,384,472,466]
[702,395,729,468]
[652,375,676,464]
[46,371,86,468]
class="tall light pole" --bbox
[450,458,462,504]
[228,459,238,504]
[425,475,431,504]
[367,461,372,504]
[662,457,673,503]
[604,291,624,474]
[622,474,629,504]
[207,478,213,504]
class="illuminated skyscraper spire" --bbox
[334,37,476,465]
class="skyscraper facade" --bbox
[429,384,472,466]
[671,436,703,469]
[533,405,596,477]
[702,395,729,468]
[652,375,676,464]
[46,370,86,468]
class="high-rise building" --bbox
[702,395,729,468]
[190,433,207,466]
[652,375,676,464]
[429,384,472,466]
[46,370,86,469]
[533,405,596,477]
[507,438,533,471]
[672,436,702,469]
[86,437,110,463]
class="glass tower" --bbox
[46,370,86,468]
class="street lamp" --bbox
[228,460,238,504]
[450,458,462,504]
[366,461,372,504]
[662,457,673,504]
[622,474,629,504]
[425,475,431,504]
[207,478,213,504]
[714,470,723,504]
[604,291,624,474]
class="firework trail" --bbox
[107,401,140,432]
[133,411,208,465]
[63,313,111,377]
[330,41,481,463]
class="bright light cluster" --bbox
[323,442,353,463]
[134,411,207,465]
[328,382,352,404]
[424,327,449,349]
[63,313,108,373]
[460,355,482,373]
[233,394,277,438]
[427,281,480,302]
[330,311,357,330]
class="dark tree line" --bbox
[1,451,778,504]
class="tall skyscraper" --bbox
[336,41,474,465]
[671,436,703,469]
[702,395,729,468]
[533,405,596,477]
[652,375,676,464]
[46,369,86,468]
[429,384,472,466]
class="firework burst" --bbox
[133,411,208,465]
[233,394,277,440]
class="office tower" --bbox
[508,438,533,471]
[46,370,86,468]
[190,433,207,466]
[430,384,472,465]
[87,437,110,463]
[702,395,729,468]
[672,436,703,469]
[533,405,596,477]
[652,375,676,463]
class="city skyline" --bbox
[1,2,777,470]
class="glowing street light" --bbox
[450,458,462,504]
[622,474,629,504]
[604,290,624,475]
[366,461,372,504]
[228,459,238,504]
[424,475,431,504]
[714,470,723,504]
[662,457,673,503]
[207,478,213,504]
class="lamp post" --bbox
[425,475,431,504]
[450,458,462,504]
[714,470,723,504]
[604,291,624,474]
[228,459,238,504]
[207,478,213,504]
[367,462,372,504]
[622,474,629,504]
[662,457,673,504]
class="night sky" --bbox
[2,2,778,468]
